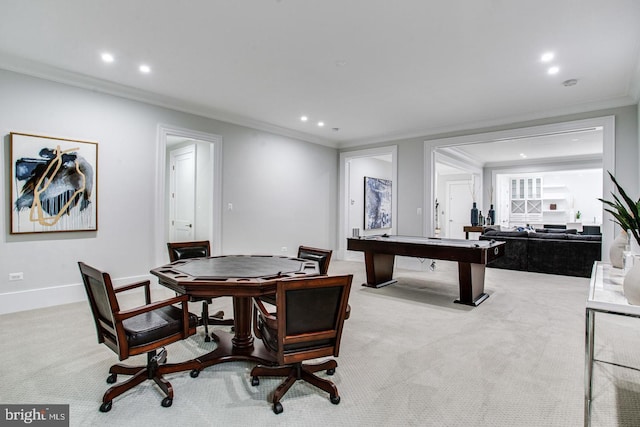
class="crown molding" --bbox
[0,52,337,148]
[337,96,637,149]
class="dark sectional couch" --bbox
[479,228,602,278]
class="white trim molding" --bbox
[156,124,223,265]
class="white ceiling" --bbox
[437,126,604,170]
[1,1,639,148]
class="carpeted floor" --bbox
[1,260,639,426]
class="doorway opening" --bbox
[155,125,222,265]
[338,146,398,260]
[425,116,615,260]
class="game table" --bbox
[150,255,320,374]
[347,234,505,306]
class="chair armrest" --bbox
[253,297,277,330]
[115,294,189,321]
[114,280,151,304]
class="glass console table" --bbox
[585,261,640,426]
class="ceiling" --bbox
[436,126,604,173]
[1,1,639,148]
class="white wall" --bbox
[0,70,337,314]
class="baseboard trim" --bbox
[0,274,153,315]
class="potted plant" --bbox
[598,171,640,247]
[599,172,640,304]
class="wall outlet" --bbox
[9,272,23,281]
[281,246,287,252]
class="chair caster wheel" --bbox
[99,401,112,412]
[251,376,259,386]
[273,402,283,414]
[106,373,117,384]
[190,370,200,378]
[326,368,335,375]
[330,395,340,405]
[161,397,172,407]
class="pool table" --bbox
[347,234,505,306]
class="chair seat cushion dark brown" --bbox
[124,306,197,347]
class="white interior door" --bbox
[170,145,196,242]
[447,180,473,239]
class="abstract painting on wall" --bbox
[10,132,98,234]
[364,176,392,230]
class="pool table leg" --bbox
[362,252,397,288]
[455,262,489,306]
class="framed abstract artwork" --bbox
[364,176,392,230]
[10,132,98,234]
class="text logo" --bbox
[1,405,68,426]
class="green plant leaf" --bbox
[601,171,640,247]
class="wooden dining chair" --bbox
[250,274,353,414]
[258,245,333,308]
[167,241,234,342]
[78,262,197,412]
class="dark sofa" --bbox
[479,229,602,277]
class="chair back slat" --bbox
[285,286,342,335]
[78,262,122,354]
[275,275,352,364]
[167,241,211,262]
[297,246,332,275]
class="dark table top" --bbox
[151,255,321,298]
[172,255,313,280]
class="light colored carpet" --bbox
[1,260,639,427]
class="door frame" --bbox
[155,124,223,265]
[425,116,615,259]
[338,145,398,260]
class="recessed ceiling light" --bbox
[300,115,308,122]
[541,52,554,62]
[101,52,114,63]
[317,121,325,127]
[139,64,151,74]
[519,153,527,158]
[547,66,559,75]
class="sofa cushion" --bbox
[567,234,602,241]
[535,228,577,234]
[529,232,568,239]
[527,238,601,277]
[482,230,529,238]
